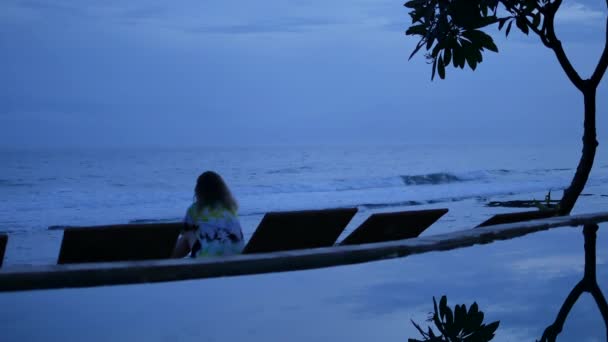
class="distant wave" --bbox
[240,177,405,195]
[401,172,465,186]
[359,197,467,210]
[126,210,283,225]
[48,225,74,230]
[0,179,33,188]
[83,174,104,179]
[240,169,521,195]
[526,168,573,174]
[359,194,517,211]
[129,218,181,224]
[266,166,313,175]
[359,200,423,209]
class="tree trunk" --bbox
[559,84,599,215]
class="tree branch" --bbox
[544,1,585,91]
[523,17,551,48]
[590,17,608,88]
[553,0,563,11]
[504,0,592,91]
[551,41,585,90]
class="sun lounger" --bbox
[340,208,448,245]
[475,209,558,228]
[242,208,358,254]
[57,223,183,264]
[0,233,7,267]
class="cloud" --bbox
[188,17,339,35]
[555,2,606,24]
[15,0,81,13]
[508,254,606,278]
[119,5,167,20]
[4,0,402,36]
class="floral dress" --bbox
[184,204,245,257]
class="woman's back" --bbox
[185,204,244,257]
[173,170,244,258]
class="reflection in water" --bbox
[539,224,608,341]
[408,295,500,341]
[406,224,607,341]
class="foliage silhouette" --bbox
[409,295,499,341]
[404,0,608,215]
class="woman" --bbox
[172,171,244,258]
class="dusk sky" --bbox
[1,0,606,148]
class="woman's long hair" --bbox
[194,171,238,212]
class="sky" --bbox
[0,0,607,148]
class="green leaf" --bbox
[462,42,478,70]
[532,11,541,28]
[468,302,479,316]
[408,41,425,60]
[485,321,500,335]
[470,311,484,329]
[431,41,444,58]
[445,306,454,328]
[462,315,476,335]
[476,321,500,340]
[439,296,448,320]
[431,57,437,80]
[505,20,513,36]
[411,10,425,23]
[476,15,500,28]
[404,0,426,9]
[453,45,466,68]
[474,48,483,63]
[426,36,435,50]
[411,319,426,337]
[454,304,466,331]
[443,48,452,65]
[438,56,445,79]
[483,39,498,52]
[446,306,460,338]
[433,313,443,334]
[498,18,507,30]
[460,30,479,43]
[516,17,529,34]
[406,24,426,36]
[462,30,498,53]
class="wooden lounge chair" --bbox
[57,223,183,264]
[242,208,358,254]
[0,233,7,268]
[475,209,558,228]
[340,208,449,245]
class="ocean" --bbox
[1,143,608,341]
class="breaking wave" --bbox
[401,172,466,186]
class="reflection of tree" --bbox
[539,224,608,341]
[409,296,499,341]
